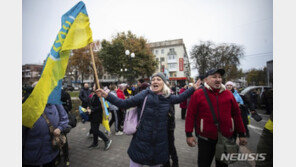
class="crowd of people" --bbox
[22,68,273,167]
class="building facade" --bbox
[22,64,43,86]
[148,39,191,86]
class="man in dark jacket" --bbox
[79,83,91,108]
[185,69,247,167]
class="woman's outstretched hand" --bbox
[95,89,108,98]
[193,79,201,90]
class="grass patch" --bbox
[69,91,79,98]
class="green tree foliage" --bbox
[98,31,157,83]
[68,43,103,83]
[245,67,267,85]
[190,41,244,81]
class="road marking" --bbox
[248,124,263,131]
[248,124,263,135]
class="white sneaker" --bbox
[98,137,102,141]
[115,131,124,136]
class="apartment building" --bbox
[22,64,43,86]
[148,39,191,86]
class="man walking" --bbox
[185,69,247,167]
[79,83,91,108]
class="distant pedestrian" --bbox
[96,72,201,167]
[226,81,250,137]
[108,84,123,135]
[117,84,126,132]
[179,83,188,120]
[79,83,91,109]
[261,88,273,115]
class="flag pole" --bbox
[89,42,107,122]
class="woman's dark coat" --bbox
[106,87,195,165]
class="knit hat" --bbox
[225,81,236,87]
[151,72,167,83]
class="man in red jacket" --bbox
[185,69,247,167]
[116,84,126,132]
[179,83,188,120]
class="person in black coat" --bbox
[96,73,201,167]
[163,101,179,167]
[60,88,73,166]
[79,83,91,108]
[87,84,112,150]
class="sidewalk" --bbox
[63,105,251,167]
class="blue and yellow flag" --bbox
[22,1,93,128]
[102,98,110,132]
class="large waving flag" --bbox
[22,1,93,128]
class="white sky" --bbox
[22,0,273,77]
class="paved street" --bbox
[60,105,269,167]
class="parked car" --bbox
[240,86,272,109]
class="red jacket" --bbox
[179,88,187,109]
[116,89,125,100]
[185,83,246,140]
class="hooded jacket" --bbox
[106,87,195,165]
[185,83,246,140]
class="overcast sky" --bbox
[22,0,273,77]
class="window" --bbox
[155,50,158,54]
[160,57,165,62]
[168,54,176,60]
[104,76,106,79]
[168,63,177,69]
[156,58,159,62]
[161,49,164,54]
[169,48,175,52]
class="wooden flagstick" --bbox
[89,43,107,121]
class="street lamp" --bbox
[124,50,135,84]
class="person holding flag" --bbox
[22,1,93,166]
[87,84,112,150]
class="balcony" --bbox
[167,59,177,63]
[168,68,177,72]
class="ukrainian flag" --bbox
[22,1,93,128]
[102,98,110,132]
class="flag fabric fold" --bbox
[22,1,93,128]
[102,98,110,132]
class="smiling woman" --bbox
[96,72,200,167]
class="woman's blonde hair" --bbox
[161,83,172,98]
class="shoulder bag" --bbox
[201,86,239,164]
[42,113,66,150]
[123,96,148,135]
